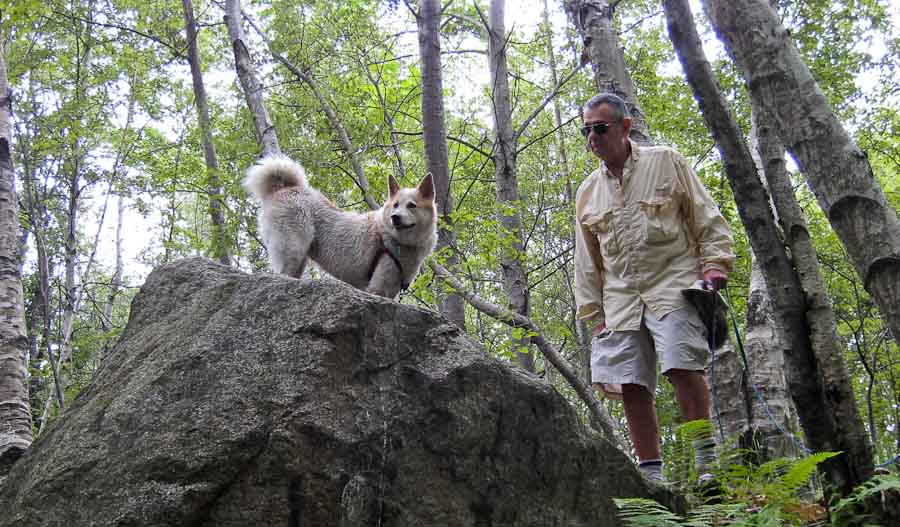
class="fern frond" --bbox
[832,472,900,516]
[613,498,687,526]
[778,451,840,493]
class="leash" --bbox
[708,285,726,442]
[710,286,810,454]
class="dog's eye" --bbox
[393,202,399,208]
[407,203,417,209]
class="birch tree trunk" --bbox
[663,0,873,495]
[103,195,124,334]
[183,0,231,266]
[703,0,900,352]
[224,0,280,157]
[741,260,799,460]
[487,0,533,373]
[542,0,590,381]
[0,32,33,471]
[562,0,650,144]
[415,0,465,329]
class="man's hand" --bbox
[592,322,606,336]
[703,269,728,292]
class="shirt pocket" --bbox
[638,195,681,244]
[583,209,620,256]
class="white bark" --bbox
[562,0,651,144]
[416,0,466,329]
[703,0,900,352]
[0,31,33,469]
[224,0,280,157]
[486,0,533,372]
[666,0,874,494]
[182,0,231,266]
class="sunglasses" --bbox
[580,121,611,138]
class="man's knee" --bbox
[664,368,705,384]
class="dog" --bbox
[243,156,437,299]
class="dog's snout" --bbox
[391,214,402,226]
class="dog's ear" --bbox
[417,173,435,201]
[388,175,401,198]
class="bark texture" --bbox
[664,0,873,495]
[224,0,280,157]
[740,260,799,460]
[0,35,33,473]
[703,0,900,352]
[182,0,231,266]
[416,0,466,329]
[487,0,533,372]
[0,257,680,525]
[562,0,650,143]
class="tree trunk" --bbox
[487,0,533,373]
[103,195,124,334]
[543,0,575,204]
[562,0,650,144]
[542,0,589,381]
[741,259,799,460]
[664,0,873,496]
[0,33,33,471]
[182,0,231,266]
[416,0,466,329]
[702,0,900,352]
[224,0,280,157]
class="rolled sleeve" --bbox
[674,153,734,274]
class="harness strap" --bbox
[366,238,410,291]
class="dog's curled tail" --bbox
[243,155,308,200]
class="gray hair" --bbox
[583,93,631,122]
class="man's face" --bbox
[581,103,629,161]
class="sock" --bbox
[638,458,665,482]
[693,436,718,476]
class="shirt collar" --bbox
[601,140,639,178]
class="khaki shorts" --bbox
[591,305,709,400]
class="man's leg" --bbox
[666,368,710,422]
[667,369,717,482]
[622,383,664,481]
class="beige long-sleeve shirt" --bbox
[574,143,734,331]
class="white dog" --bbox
[244,156,437,298]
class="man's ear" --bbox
[621,116,633,138]
[417,173,435,201]
[388,175,401,198]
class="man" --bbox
[574,93,734,484]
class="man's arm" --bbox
[673,151,734,289]
[574,210,606,333]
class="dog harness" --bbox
[367,238,410,291]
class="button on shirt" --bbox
[574,143,734,331]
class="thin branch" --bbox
[448,134,494,159]
[516,114,580,157]
[515,61,586,139]
[50,10,185,58]
[242,8,379,209]
[619,10,663,36]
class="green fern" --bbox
[613,498,745,527]
[830,472,900,526]
[615,445,845,526]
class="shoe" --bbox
[695,473,725,503]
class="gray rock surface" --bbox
[0,257,680,526]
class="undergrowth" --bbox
[614,421,900,526]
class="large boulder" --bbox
[0,257,679,526]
